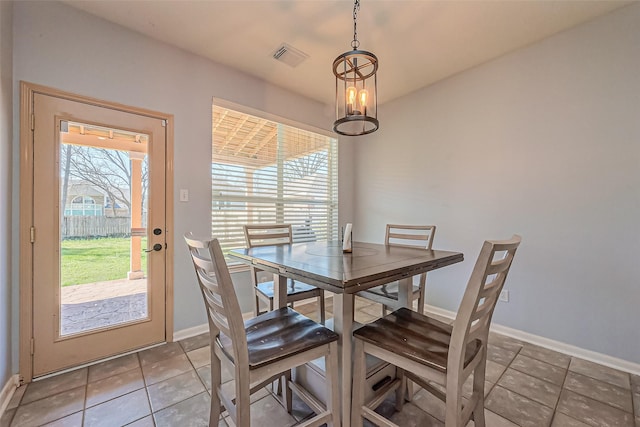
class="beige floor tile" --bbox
[498,368,562,408]
[83,389,150,427]
[141,353,194,386]
[564,371,633,413]
[482,409,520,427]
[138,342,185,366]
[485,360,508,383]
[153,391,212,427]
[411,388,446,422]
[354,311,379,324]
[551,413,592,427]
[520,343,571,369]
[224,394,297,427]
[0,408,15,427]
[488,333,524,353]
[179,333,210,353]
[358,302,385,318]
[187,346,211,368]
[11,386,85,427]
[125,416,155,427]
[569,358,631,390]
[196,364,234,390]
[557,389,634,427]
[41,411,83,427]
[88,353,139,383]
[510,354,567,386]
[388,402,443,426]
[22,368,87,404]
[634,393,639,416]
[219,382,270,405]
[486,385,554,427]
[487,344,519,366]
[85,367,145,408]
[631,374,640,394]
[147,370,206,412]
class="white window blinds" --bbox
[212,105,339,256]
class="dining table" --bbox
[229,240,463,427]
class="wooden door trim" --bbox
[19,81,174,383]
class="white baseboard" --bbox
[0,374,20,419]
[424,304,640,376]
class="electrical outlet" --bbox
[179,189,189,202]
[499,290,509,302]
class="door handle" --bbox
[145,243,163,253]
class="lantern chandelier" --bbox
[332,0,379,136]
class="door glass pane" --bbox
[59,121,149,336]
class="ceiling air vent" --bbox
[272,43,309,68]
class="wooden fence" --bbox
[61,216,131,239]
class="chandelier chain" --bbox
[351,0,360,49]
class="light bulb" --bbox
[358,89,369,109]
[346,86,357,105]
[346,86,357,115]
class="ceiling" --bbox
[62,0,630,106]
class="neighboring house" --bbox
[63,181,130,218]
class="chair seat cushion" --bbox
[255,280,319,299]
[219,307,338,370]
[353,307,480,373]
[364,282,421,300]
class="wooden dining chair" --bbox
[184,233,341,427]
[244,224,325,323]
[351,235,521,427]
[357,224,436,315]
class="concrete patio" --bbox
[60,278,148,336]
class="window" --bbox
[212,104,339,257]
[65,195,103,216]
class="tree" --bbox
[60,144,148,219]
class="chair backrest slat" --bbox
[385,224,436,250]
[449,235,521,374]
[244,224,293,248]
[184,233,249,367]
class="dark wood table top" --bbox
[229,241,464,294]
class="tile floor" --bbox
[2,297,639,427]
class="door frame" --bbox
[19,81,174,383]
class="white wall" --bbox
[11,1,353,372]
[353,4,640,363]
[1,0,14,389]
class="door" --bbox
[30,92,168,377]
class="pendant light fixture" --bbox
[333,0,379,136]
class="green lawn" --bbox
[61,237,147,287]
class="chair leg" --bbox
[395,368,406,411]
[351,338,366,427]
[472,360,487,427]
[445,378,464,427]
[282,370,293,413]
[209,350,222,427]
[326,341,341,427]
[253,289,260,317]
[235,379,252,427]
[319,291,326,324]
[417,287,426,315]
